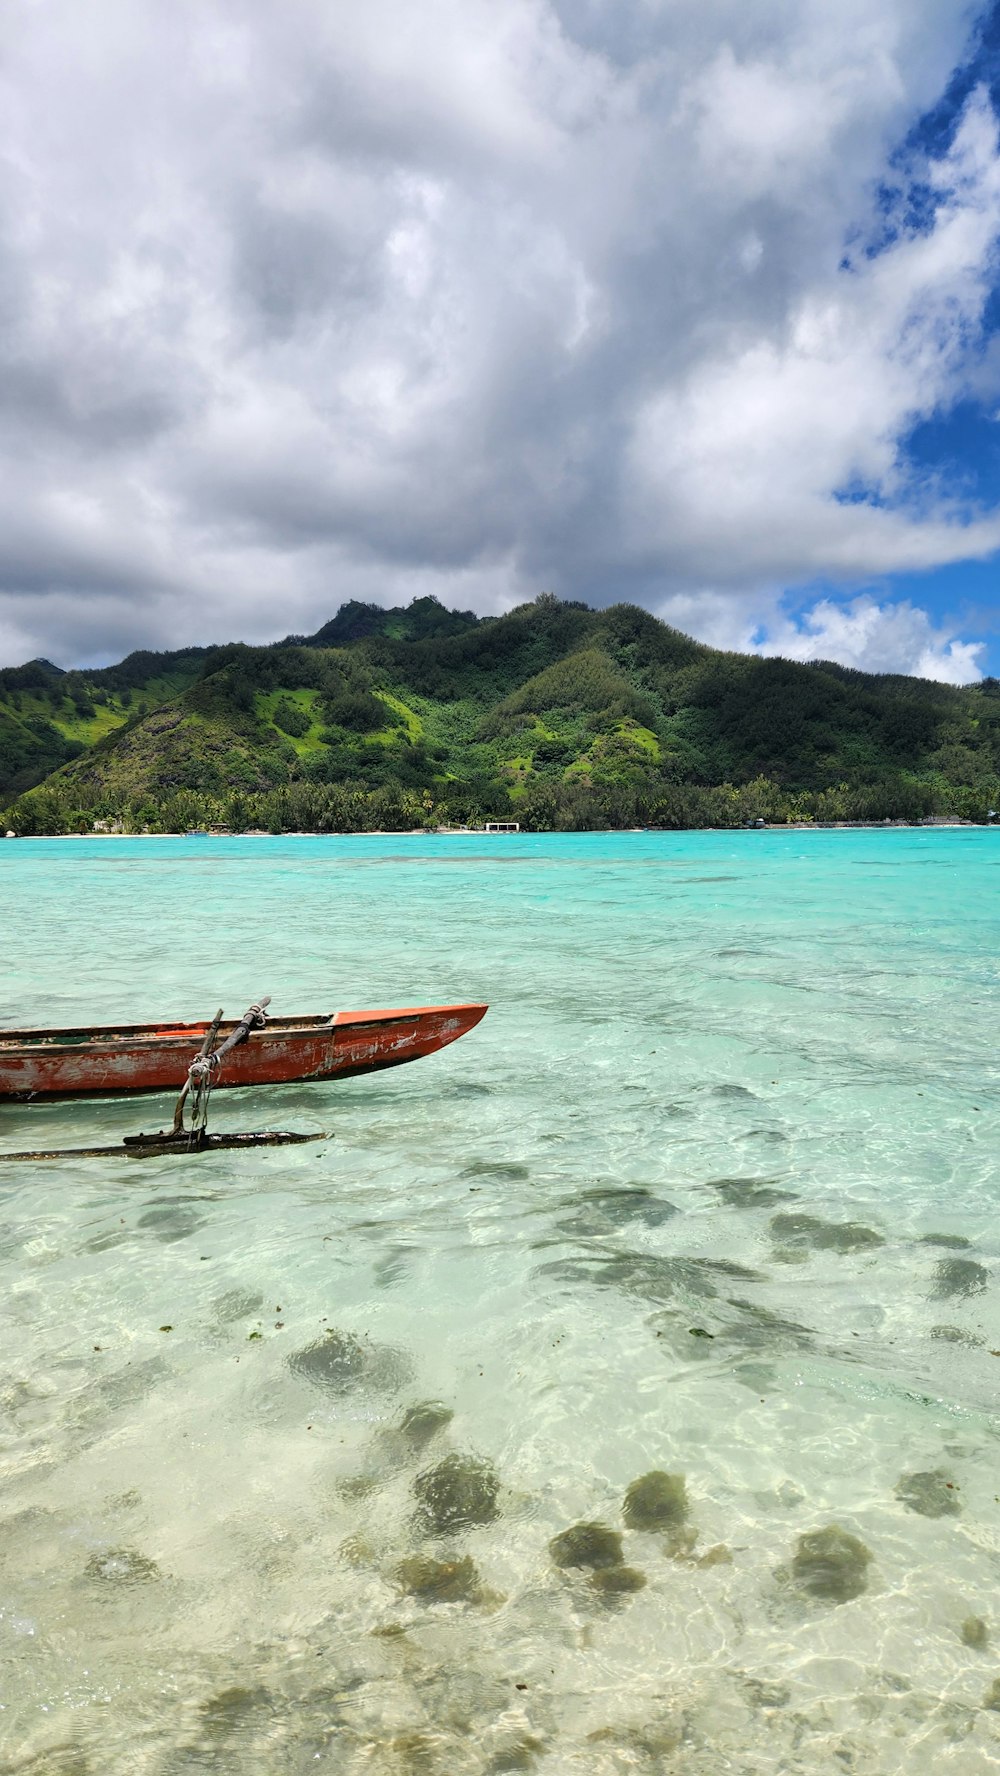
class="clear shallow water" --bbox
[1,829,999,1774]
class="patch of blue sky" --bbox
[833,404,1000,516]
[819,14,1000,672]
[904,402,1000,502]
[861,180,940,260]
[908,3,1000,162]
[847,13,1000,263]
[884,559,1000,645]
[832,481,892,510]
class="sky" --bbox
[2,3,1000,681]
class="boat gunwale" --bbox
[0,1002,488,1053]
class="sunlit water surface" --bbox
[1,830,999,1774]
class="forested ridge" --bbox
[2,594,999,832]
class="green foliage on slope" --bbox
[0,648,210,797]
[3,594,1000,832]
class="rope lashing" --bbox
[188,1056,217,1141]
[171,996,271,1143]
[214,997,271,1063]
[188,1052,221,1083]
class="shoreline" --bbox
[1,820,989,840]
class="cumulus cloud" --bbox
[656,585,989,682]
[0,0,997,674]
[758,596,986,683]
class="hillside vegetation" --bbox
[2,595,999,832]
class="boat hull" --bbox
[0,1004,488,1101]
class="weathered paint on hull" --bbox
[0,1004,488,1101]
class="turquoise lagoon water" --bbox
[1,829,999,1774]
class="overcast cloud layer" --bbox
[1,0,999,680]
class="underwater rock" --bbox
[212,1288,265,1322]
[417,1663,513,1734]
[339,1474,380,1501]
[755,1480,805,1512]
[339,1532,377,1566]
[136,1202,204,1244]
[83,1226,129,1254]
[931,1258,988,1300]
[590,1564,647,1595]
[962,1615,989,1649]
[697,1543,733,1567]
[536,1250,760,1306]
[373,1249,415,1289]
[602,1188,680,1228]
[92,1356,168,1413]
[287,1327,412,1396]
[198,1686,275,1738]
[702,1256,764,1281]
[352,1402,455,1488]
[663,1524,699,1560]
[741,1677,790,1708]
[894,1469,961,1518]
[920,1233,972,1250]
[6,1749,93,1776]
[930,1325,984,1347]
[290,1328,365,1389]
[396,1554,483,1603]
[107,1489,142,1513]
[707,1177,797,1209]
[721,1298,815,1352]
[462,1161,530,1181]
[536,1253,688,1304]
[401,1401,454,1448]
[486,1732,546,1771]
[983,1678,1000,1710]
[413,1452,500,1533]
[85,1546,160,1585]
[769,1212,884,1254]
[623,1470,688,1531]
[586,1721,683,1760]
[549,1522,624,1569]
[383,1728,448,1771]
[789,1525,873,1603]
[554,1186,680,1237]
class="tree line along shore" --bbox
[4,779,994,838]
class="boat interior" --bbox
[0,1015,338,1049]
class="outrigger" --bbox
[0,997,488,1160]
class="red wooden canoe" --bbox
[0,1003,488,1101]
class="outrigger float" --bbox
[0,998,488,1160]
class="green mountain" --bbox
[3,594,999,832]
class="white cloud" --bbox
[759,595,986,683]
[629,86,1000,581]
[0,0,996,671]
[656,588,985,683]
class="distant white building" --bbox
[484,821,520,833]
